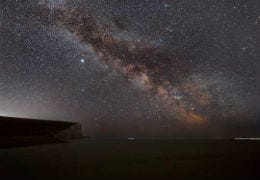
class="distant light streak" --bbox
[235,138,260,141]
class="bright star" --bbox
[80,59,85,63]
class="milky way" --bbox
[0,0,259,137]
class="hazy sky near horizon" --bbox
[0,0,259,137]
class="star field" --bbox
[0,0,259,137]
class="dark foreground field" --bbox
[0,139,259,179]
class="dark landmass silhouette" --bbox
[0,116,259,179]
[0,116,81,148]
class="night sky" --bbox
[0,0,259,138]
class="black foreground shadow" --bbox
[0,116,259,179]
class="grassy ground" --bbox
[0,139,260,179]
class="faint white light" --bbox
[173,95,182,100]
[235,138,260,141]
[128,137,135,140]
[164,3,170,8]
